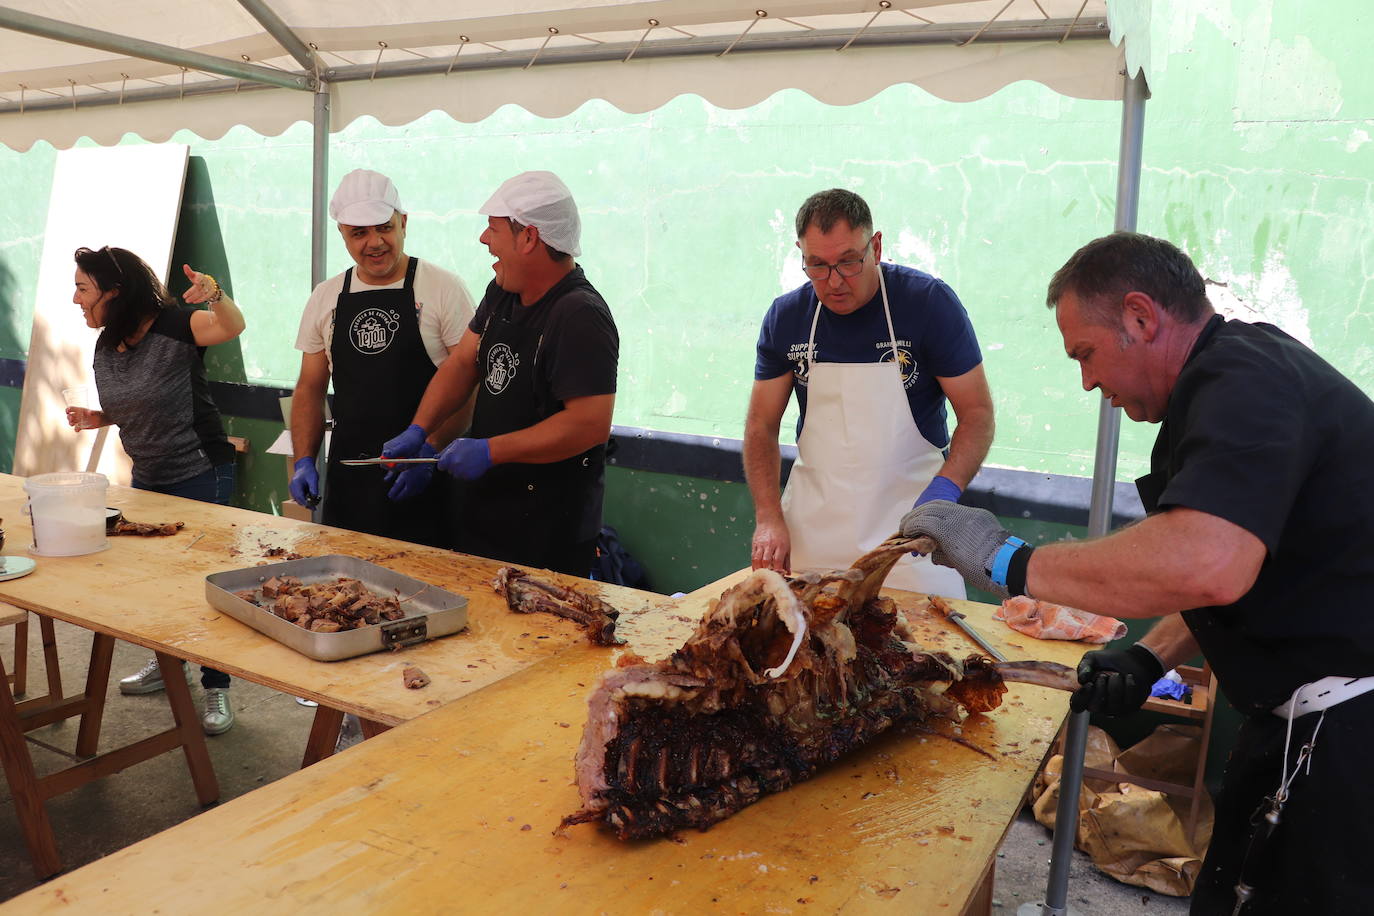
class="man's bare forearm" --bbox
[290,388,326,464]
[1138,615,1200,670]
[937,406,993,490]
[743,428,785,522]
[413,357,478,435]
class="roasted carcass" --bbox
[492,567,622,646]
[562,535,1076,839]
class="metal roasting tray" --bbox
[205,555,468,662]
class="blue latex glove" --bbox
[382,423,428,459]
[385,442,437,502]
[914,474,962,507]
[436,438,494,480]
[289,456,320,508]
[1150,673,1192,702]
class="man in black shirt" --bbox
[900,232,1374,915]
[382,171,618,576]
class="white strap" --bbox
[874,262,900,363]
[1272,675,1374,719]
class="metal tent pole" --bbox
[0,6,310,90]
[311,83,329,287]
[1021,68,1149,916]
[307,80,330,524]
[235,0,317,71]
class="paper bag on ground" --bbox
[1032,724,1213,897]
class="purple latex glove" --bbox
[385,442,437,501]
[289,456,319,507]
[914,474,962,507]
[382,423,428,459]
[436,438,493,480]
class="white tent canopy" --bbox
[0,1,1144,151]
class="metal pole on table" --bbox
[1021,68,1149,916]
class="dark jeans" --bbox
[132,463,235,690]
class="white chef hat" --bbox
[330,169,406,227]
[479,171,581,258]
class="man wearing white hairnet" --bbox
[288,168,476,546]
[382,171,619,575]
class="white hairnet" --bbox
[479,170,581,257]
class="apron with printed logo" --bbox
[324,258,446,546]
[456,285,605,576]
[780,267,966,597]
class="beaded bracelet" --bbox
[202,273,223,304]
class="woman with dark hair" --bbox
[67,245,247,735]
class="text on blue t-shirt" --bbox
[754,262,982,447]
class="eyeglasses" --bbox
[801,236,874,281]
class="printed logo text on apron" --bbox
[485,342,520,395]
[878,341,919,389]
[348,307,401,355]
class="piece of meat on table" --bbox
[402,666,430,689]
[562,533,1077,840]
[111,519,184,536]
[995,596,1126,644]
[491,567,622,646]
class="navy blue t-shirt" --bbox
[754,262,982,446]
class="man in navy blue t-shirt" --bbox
[743,188,994,596]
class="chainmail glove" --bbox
[899,500,1031,599]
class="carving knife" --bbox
[339,457,438,466]
[931,597,1007,662]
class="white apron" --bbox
[780,268,967,598]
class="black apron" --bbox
[455,285,605,576]
[323,258,446,547]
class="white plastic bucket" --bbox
[25,472,109,557]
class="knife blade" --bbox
[929,596,1008,662]
[339,457,439,466]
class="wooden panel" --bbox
[8,556,1091,913]
[0,474,658,726]
[13,144,188,482]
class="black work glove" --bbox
[899,500,1032,599]
[1069,644,1164,715]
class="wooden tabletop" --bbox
[0,474,658,725]
[7,575,1092,914]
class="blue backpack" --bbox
[589,525,647,589]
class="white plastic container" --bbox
[25,472,109,557]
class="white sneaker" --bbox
[119,657,193,696]
[335,713,363,753]
[202,687,235,735]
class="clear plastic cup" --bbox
[62,385,91,430]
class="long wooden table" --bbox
[0,473,654,877]
[6,569,1092,913]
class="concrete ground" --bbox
[0,619,1193,913]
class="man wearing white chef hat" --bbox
[382,170,619,576]
[744,188,995,596]
[288,168,476,543]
